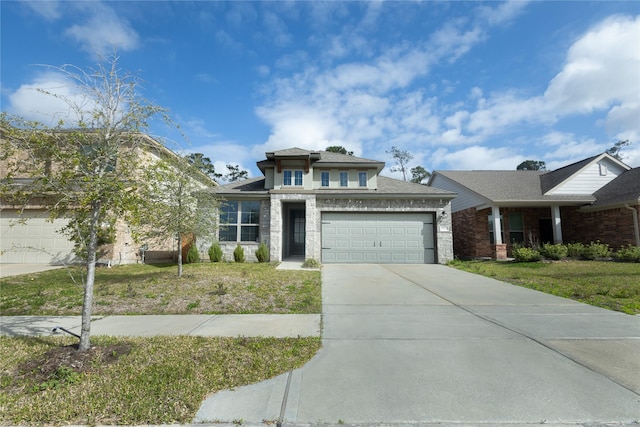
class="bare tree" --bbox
[386,146,414,181]
[0,54,172,351]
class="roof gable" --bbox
[542,153,630,195]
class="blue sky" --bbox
[2,1,639,180]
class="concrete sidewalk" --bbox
[0,314,321,338]
[195,264,640,426]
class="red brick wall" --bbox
[452,208,493,258]
[453,205,639,259]
[561,206,639,249]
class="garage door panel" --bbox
[322,212,436,264]
[1,211,76,264]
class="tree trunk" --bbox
[79,201,100,351]
[177,233,183,277]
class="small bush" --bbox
[185,245,200,263]
[581,241,611,260]
[302,258,321,268]
[566,242,585,258]
[513,247,542,262]
[614,245,640,263]
[233,244,245,263]
[540,243,568,260]
[255,242,270,263]
[208,243,223,262]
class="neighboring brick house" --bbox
[1,129,216,265]
[209,148,456,264]
[428,153,640,259]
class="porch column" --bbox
[491,206,507,260]
[551,205,563,244]
[492,206,503,245]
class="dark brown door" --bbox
[290,209,305,256]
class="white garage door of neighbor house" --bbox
[321,212,435,264]
[1,210,76,264]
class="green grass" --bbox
[0,262,323,425]
[0,262,322,315]
[449,260,640,314]
[0,335,321,426]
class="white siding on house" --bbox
[547,159,627,195]
[429,174,488,212]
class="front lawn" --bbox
[0,262,322,425]
[0,262,322,315]
[0,335,320,426]
[449,260,640,314]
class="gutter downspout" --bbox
[624,204,640,247]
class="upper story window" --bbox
[358,171,367,187]
[339,171,348,187]
[284,170,303,186]
[321,171,330,187]
[219,200,260,242]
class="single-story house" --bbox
[427,153,640,259]
[0,129,216,265]
[210,148,456,264]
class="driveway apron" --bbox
[195,264,640,425]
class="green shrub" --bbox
[302,258,321,268]
[233,244,245,263]
[185,245,200,263]
[540,243,568,260]
[614,245,640,263]
[581,241,611,260]
[513,247,542,262]
[255,242,270,263]
[208,243,223,262]
[566,242,585,258]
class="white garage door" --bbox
[1,210,76,264]
[322,212,435,264]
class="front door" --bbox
[289,209,306,257]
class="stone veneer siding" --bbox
[315,197,454,264]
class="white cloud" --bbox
[7,72,87,125]
[544,15,640,116]
[64,2,140,57]
[24,0,61,21]
[433,146,524,170]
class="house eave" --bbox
[579,198,640,213]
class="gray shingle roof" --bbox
[540,155,598,194]
[433,170,594,203]
[210,175,455,198]
[257,148,384,172]
[592,168,640,207]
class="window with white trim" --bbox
[283,170,303,186]
[358,171,367,187]
[339,171,348,187]
[321,171,330,187]
[219,201,260,242]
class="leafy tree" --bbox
[0,55,169,351]
[410,166,431,184]
[135,158,219,277]
[326,145,354,156]
[186,153,222,180]
[386,146,413,181]
[224,163,249,182]
[606,139,631,161]
[516,160,547,171]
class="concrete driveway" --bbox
[195,264,640,425]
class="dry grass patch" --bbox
[0,335,321,426]
[0,262,321,315]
